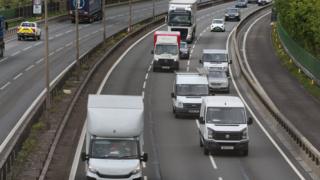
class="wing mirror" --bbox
[171,92,175,98]
[141,153,148,162]
[229,59,232,64]
[198,117,205,124]
[81,152,89,161]
[247,117,253,125]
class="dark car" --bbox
[225,8,241,21]
[235,0,248,8]
[179,41,190,59]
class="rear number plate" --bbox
[221,146,234,150]
[189,110,199,113]
[162,66,170,69]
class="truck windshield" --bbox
[155,44,178,55]
[168,11,191,26]
[176,84,208,96]
[90,139,139,159]
[208,71,227,78]
[203,53,227,63]
[206,107,246,124]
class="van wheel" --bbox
[204,147,209,155]
[241,148,248,156]
[199,137,203,147]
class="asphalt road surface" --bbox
[71,2,314,180]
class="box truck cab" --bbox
[198,96,253,156]
[82,95,148,180]
[199,49,232,76]
[168,0,197,43]
[152,31,180,72]
[171,72,209,118]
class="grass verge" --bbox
[271,23,320,100]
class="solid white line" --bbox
[13,73,23,80]
[148,65,152,72]
[227,22,306,180]
[69,24,166,180]
[0,82,11,90]
[144,176,148,180]
[0,57,8,63]
[36,58,44,64]
[11,50,21,56]
[23,46,32,51]
[34,42,43,46]
[25,65,35,71]
[209,155,218,169]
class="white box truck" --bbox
[82,95,148,180]
[152,31,181,72]
[168,0,197,43]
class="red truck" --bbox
[152,31,181,72]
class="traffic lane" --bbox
[188,5,309,180]
[245,14,320,150]
[0,6,168,144]
[0,0,169,85]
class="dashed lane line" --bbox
[0,57,8,63]
[0,82,11,90]
[25,64,35,71]
[22,46,32,51]
[13,73,23,80]
[11,50,21,57]
[35,58,44,64]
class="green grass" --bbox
[271,23,320,100]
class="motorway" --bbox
[71,2,314,180]
[0,0,169,145]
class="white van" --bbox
[198,96,253,156]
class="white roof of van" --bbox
[157,36,178,44]
[170,0,197,4]
[203,96,244,108]
[203,49,227,54]
[176,72,208,85]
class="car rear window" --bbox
[21,23,35,27]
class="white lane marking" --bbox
[0,57,8,63]
[49,52,55,56]
[0,82,11,90]
[227,23,306,180]
[49,36,54,40]
[209,155,218,169]
[13,73,23,80]
[55,47,64,53]
[22,46,32,51]
[218,177,223,180]
[144,176,148,180]
[69,23,167,180]
[65,30,73,34]
[36,58,44,64]
[11,50,21,56]
[34,42,43,47]
[66,42,73,47]
[55,33,63,38]
[25,64,35,71]
[143,81,146,89]
[145,73,149,80]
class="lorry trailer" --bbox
[68,0,103,23]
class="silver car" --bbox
[207,70,230,93]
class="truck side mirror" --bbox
[199,59,202,64]
[229,59,232,64]
[171,92,175,98]
[81,152,89,161]
[247,117,253,125]
[151,50,154,54]
[198,117,205,124]
[141,153,148,162]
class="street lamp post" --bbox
[75,0,80,79]
[153,0,155,20]
[44,0,50,109]
[128,0,132,32]
[102,0,106,42]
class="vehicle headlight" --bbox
[242,128,248,139]
[175,100,183,108]
[88,165,98,174]
[131,165,141,174]
[207,128,214,139]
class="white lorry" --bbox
[82,95,148,180]
[152,31,181,72]
[168,0,197,43]
[257,0,272,6]
[198,96,253,156]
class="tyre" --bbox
[18,36,21,41]
[199,137,203,147]
[204,146,209,155]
